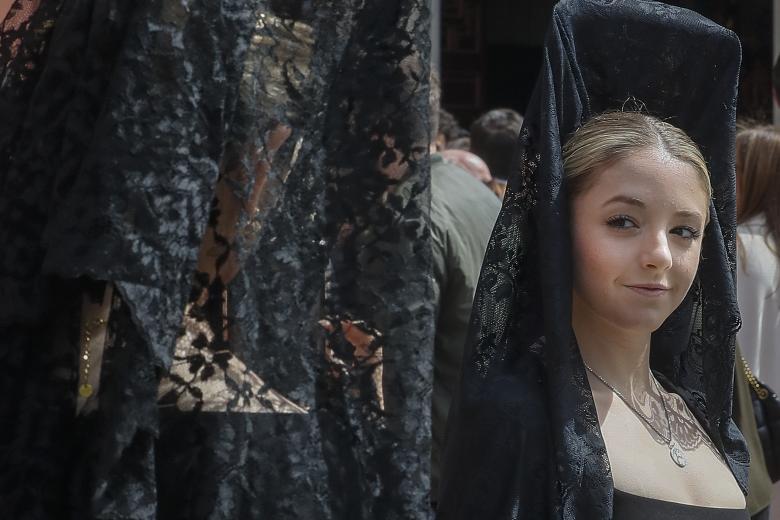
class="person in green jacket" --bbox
[428,72,502,502]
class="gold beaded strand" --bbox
[741,355,769,399]
[79,317,107,398]
[76,283,113,415]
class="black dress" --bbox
[613,490,750,520]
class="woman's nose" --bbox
[641,230,673,270]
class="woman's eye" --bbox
[606,216,637,229]
[671,226,701,240]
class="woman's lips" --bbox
[626,284,671,297]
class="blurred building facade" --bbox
[434,0,773,127]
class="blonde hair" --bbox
[562,112,711,200]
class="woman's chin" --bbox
[607,311,669,336]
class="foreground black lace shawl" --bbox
[0,1,433,518]
[438,1,747,518]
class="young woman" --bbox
[567,111,746,516]
[437,1,747,518]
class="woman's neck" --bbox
[572,295,654,397]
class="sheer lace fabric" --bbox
[0,1,433,518]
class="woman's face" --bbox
[570,146,709,333]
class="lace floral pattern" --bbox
[1,0,44,84]
[1,0,433,518]
[158,290,308,414]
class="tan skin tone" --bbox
[195,124,291,286]
[571,147,746,508]
[0,0,14,26]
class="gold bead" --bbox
[79,383,94,398]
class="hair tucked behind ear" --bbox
[563,111,712,201]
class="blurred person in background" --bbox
[736,125,780,393]
[440,148,491,183]
[735,125,780,520]
[428,71,501,504]
[446,136,471,151]
[436,108,469,151]
[469,108,524,199]
[440,148,506,200]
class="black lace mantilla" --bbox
[0,1,434,518]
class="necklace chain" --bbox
[582,361,673,444]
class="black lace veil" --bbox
[1,1,433,518]
[438,1,746,518]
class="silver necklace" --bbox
[583,362,688,468]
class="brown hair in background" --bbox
[736,125,780,259]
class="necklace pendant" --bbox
[669,440,688,468]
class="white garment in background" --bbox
[737,214,780,390]
[736,215,780,520]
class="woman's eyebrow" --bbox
[602,195,705,220]
[674,209,705,220]
[602,195,644,208]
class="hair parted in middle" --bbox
[562,111,712,202]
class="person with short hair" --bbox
[436,108,468,151]
[469,108,524,199]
